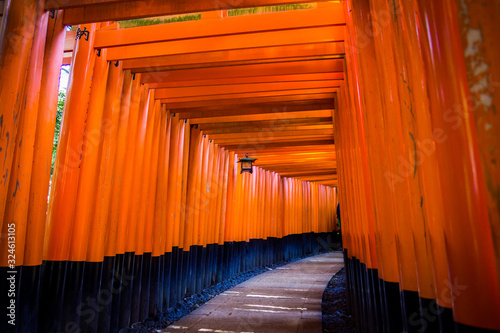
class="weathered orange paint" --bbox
[102,69,134,260]
[44,23,97,261]
[114,76,142,256]
[455,0,500,289]
[153,105,170,257]
[24,10,66,266]
[124,86,151,253]
[0,0,40,228]
[0,8,47,267]
[345,0,400,283]
[70,49,110,262]
[166,114,181,251]
[417,0,500,328]
[133,88,155,255]
[141,99,161,255]
[179,118,191,250]
[172,119,186,248]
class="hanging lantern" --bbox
[238,153,257,174]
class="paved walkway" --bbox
[162,252,344,333]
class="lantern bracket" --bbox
[237,153,257,174]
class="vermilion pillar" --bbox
[44,23,98,261]
[0,0,40,225]
[417,1,500,330]
[454,0,500,290]
[25,9,66,268]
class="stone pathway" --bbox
[161,252,344,333]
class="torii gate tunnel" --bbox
[0,0,499,332]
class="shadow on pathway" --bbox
[161,252,344,333]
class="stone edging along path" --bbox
[131,252,344,333]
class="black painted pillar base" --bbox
[163,252,172,310]
[118,252,135,330]
[456,323,500,333]
[149,254,161,318]
[216,244,224,283]
[401,289,422,333]
[98,256,115,333]
[176,249,183,301]
[367,268,383,333]
[38,260,67,333]
[181,249,190,298]
[195,245,203,294]
[18,265,42,333]
[222,242,231,281]
[80,261,103,333]
[130,254,142,324]
[170,247,179,305]
[139,253,151,322]
[188,246,197,297]
[382,280,403,333]
[418,298,445,333]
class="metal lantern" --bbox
[238,153,257,174]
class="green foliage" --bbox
[118,13,201,28]
[228,4,314,16]
[51,91,65,176]
[117,3,313,28]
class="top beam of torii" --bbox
[43,0,337,25]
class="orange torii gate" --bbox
[0,1,499,333]
[0,3,340,332]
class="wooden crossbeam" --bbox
[257,165,336,173]
[251,150,335,157]
[294,175,338,181]
[231,145,335,155]
[257,166,337,173]
[62,0,342,25]
[203,124,332,135]
[279,170,336,177]
[197,117,333,131]
[212,135,334,145]
[106,26,344,61]
[255,151,335,159]
[239,151,336,158]
[164,92,335,109]
[155,81,341,100]
[254,157,336,165]
[209,128,333,141]
[45,0,133,10]
[123,43,345,72]
[142,59,343,82]
[94,6,345,48]
[181,108,331,120]
[177,101,334,119]
[221,139,334,150]
[188,110,333,124]
[146,73,344,89]
[162,89,336,106]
